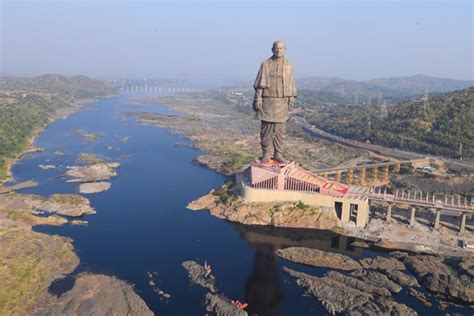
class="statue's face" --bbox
[272,42,286,59]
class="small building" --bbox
[236,161,370,228]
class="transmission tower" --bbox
[377,93,383,106]
[423,88,429,114]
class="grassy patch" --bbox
[270,202,284,214]
[49,194,86,206]
[0,230,78,315]
[212,181,238,205]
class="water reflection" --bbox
[234,224,364,257]
[245,245,283,316]
[233,224,367,315]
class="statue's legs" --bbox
[260,121,286,163]
[260,121,274,162]
[273,122,286,159]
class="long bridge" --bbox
[315,159,429,185]
[347,186,474,234]
[122,85,203,94]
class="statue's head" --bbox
[272,40,286,59]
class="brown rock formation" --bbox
[276,247,362,270]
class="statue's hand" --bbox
[253,99,263,112]
[288,97,295,110]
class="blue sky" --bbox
[1,1,472,81]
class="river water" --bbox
[7,94,458,315]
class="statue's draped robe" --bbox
[253,57,297,123]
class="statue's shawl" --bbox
[253,57,297,97]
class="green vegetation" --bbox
[295,200,310,211]
[294,201,316,215]
[49,194,88,206]
[270,202,284,214]
[0,75,113,181]
[212,181,238,205]
[0,230,78,315]
[222,152,254,173]
[302,88,474,159]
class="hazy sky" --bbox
[1,0,473,81]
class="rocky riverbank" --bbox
[187,182,339,230]
[187,182,472,258]
[0,87,152,314]
[277,246,473,314]
[32,274,154,315]
[0,188,154,315]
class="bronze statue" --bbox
[253,40,297,164]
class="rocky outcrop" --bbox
[65,162,119,183]
[28,194,95,217]
[325,271,392,296]
[349,270,402,294]
[283,267,417,316]
[187,189,340,230]
[403,255,474,304]
[408,288,432,307]
[1,192,95,218]
[276,247,362,270]
[204,293,248,316]
[32,274,153,316]
[459,256,474,278]
[182,260,218,293]
[39,164,55,170]
[359,256,406,271]
[384,269,420,288]
[79,182,111,194]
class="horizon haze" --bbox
[1,0,473,81]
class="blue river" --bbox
[7,94,460,315]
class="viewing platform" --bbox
[236,161,370,228]
[236,161,473,234]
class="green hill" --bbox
[0,74,114,99]
[0,75,114,181]
[368,74,474,96]
[303,87,474,159]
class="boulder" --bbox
[182,260,218,293]
[33,274,153,315]
[276,247,362,271]
[359,256,406,271]
[204,293,247,316]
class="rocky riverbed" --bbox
[278,246,473,315]
[182,260,248,315]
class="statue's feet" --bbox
[260,152,272,164]
[274,153,289,164]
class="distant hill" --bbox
[297,75,473,101]
[297,77,346,90]
[304,87,474,159]
[0,74,114,99]
[367,74,474,96]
